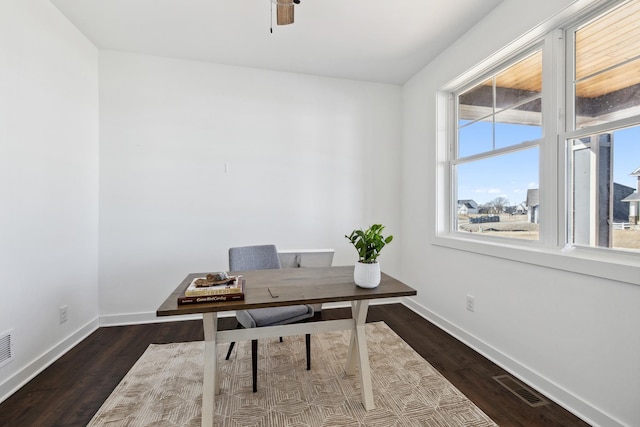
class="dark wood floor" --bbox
[0,304,590,426]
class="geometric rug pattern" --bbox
[88,322,498,426]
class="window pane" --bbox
[456,148,540,240]
[459,119,493,158]
[495,51,542,110]
[459,78,493,122]
[457,49,542,158]
[574,1,640,128]
[495,100,542,150]
[576,1,640,80]
[458,101,542,158]
[575,58,640,128]
[570,125,640,251]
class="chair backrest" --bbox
[229,245,282,271]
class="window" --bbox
[454,50,542,241]
[442,0,640,264]
[565,0,640,251]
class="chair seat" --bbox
[237,305,314,328]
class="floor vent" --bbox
[0,330,14,369]
[493,375,549,407]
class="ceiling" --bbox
[51,0,503,85]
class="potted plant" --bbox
[345,224,393,288]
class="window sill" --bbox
[433,233,640,286]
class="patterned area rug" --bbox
[88,322,497,426]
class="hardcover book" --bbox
[177,292,244,305]
[184,275,243,297]
[179,277,245,304]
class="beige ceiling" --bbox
[50,0,503,84]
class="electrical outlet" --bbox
[466,295,475,312]
[60,306,68,324]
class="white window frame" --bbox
[434,0,640,286]
[451,44,545,246]
[563,3,640,255]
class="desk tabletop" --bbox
[156,265,416,317]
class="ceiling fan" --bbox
[270,0,301,26]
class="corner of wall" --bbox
[0,318,99,405]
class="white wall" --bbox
[98,51,402,323]
[8,2,636,425]
[0,0,99,402]
[402,1,640,426]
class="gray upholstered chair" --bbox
[225,244,314,392]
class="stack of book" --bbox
[178,273,245,305]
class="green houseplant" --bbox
[345,224,393,288]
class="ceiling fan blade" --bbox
[276,0,294,25]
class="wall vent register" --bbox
[493,374,549,407]
[0,330,14,369]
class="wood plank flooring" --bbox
[0,304,590,426]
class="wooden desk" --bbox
[157,265,416,427]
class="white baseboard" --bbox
[402,298,626,427]
[0,317,99,405]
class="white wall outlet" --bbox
[466,295,475,312]
[59,305,68,324]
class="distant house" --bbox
[621,166,640,224]
[622,191,640,224]
[504,203,527,215]
[526,189,539,224]
[613,182,635,223]
[457,199,479,215]
[525,184,631,225]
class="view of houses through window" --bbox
[452,0,640,251]
[455,50,542,241]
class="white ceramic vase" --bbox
[353,261,381,288]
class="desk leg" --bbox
[344,301,358,376]
[345,300,375,411]
[202,312,218,427]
